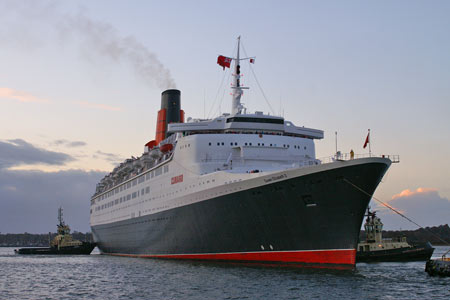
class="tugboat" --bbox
[356,209,434,262]
[15,207,96,255]
[425,250,450,276]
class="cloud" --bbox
[0,168,106,233]
[94,151,123,163]
[375,187,450,230]
[391,188,437,200]
[75,101,122,112]
[0,87,50,103]
[53,139,87,147]
[0,139,74,169]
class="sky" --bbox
[0,0,449,233]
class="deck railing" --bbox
[317,153,400,165]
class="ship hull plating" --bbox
[92,161,389,269]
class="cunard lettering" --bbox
[171,175,183,184]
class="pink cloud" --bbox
[376,187,450,229]
[0,87,50,103]
[391,187,437,200]
[75,101,121,112]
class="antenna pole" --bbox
[368,129,371,157]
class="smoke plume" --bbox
[0,0,176,90]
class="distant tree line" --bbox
[359,224,450,245]
[0,232,93,247]
[1,225,449,247]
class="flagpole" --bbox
[368,129,371,157]
[335,131,338,158]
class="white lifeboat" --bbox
[150,147,162,159]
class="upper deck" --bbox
[168,113,324,139]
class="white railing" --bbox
[317,153,400,164]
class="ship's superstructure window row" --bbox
[93,164,169,203]
[94,181,154,212]
[226,117,284,124]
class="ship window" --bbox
[141,188,144,195]
[146,187,150,194]
[230,142,233,146]
[155,167,162,176]
[127,194,131,200]
[217,142,220,146]
[133,179,137,186]
[221,142,224,146]
[226,117,284,124]
[258,143,260,146]
[304,146,307,150]
[262,143,264,146]
[164,165,169,173]
[209,142,211,146]
[249,143,252,146]
[115,199,119,204]
[132,192,137,199]
[127,182,131,189]
[146,173,150,180]
[151,171,154,178]
[245,143,248,146]
[235,142,237,145]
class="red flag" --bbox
[250,58,255,64]
[363,131,370,149]
[217,55,232,70]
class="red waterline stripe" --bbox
[108,249,356,267]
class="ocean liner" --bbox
[90,37,397,269]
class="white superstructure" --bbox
[90,37,326,228]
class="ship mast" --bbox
[231,36,244,115]
[58,207,64,227]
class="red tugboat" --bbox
[15,207,96,255]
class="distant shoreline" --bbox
[2,224,449,247]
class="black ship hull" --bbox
[15,242,96,255]
[92,159,390,269]
[357,242,435,262]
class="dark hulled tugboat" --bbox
[356,209,434,262]
[15,207,96,255]
[425,251,450,276]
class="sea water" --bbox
[0,246,448,300]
